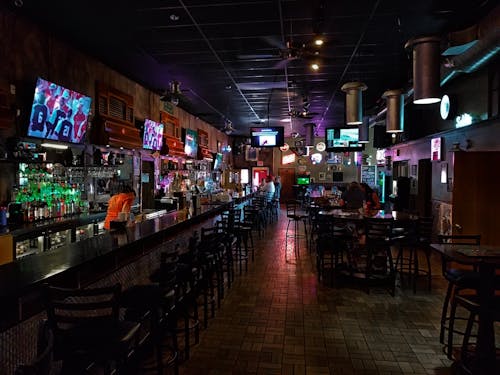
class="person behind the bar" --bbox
[262,175,275,203]
[103,185,136,230]
[340,181,365,209]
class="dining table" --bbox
[317,208,418,222]
[430,243,500,374]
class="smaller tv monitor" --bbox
[27,77,92,144]
[325,127,364,152]
[183,128,198,158]
[332,172,344,182]
[213,152,223,170]
[297,176,310,185]
[142,119,164,150]
[250,127,285,147]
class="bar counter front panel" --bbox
[0,199,246,374]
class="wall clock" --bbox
[315,142,326,152]
[440,94,451,120]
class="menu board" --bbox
[361,165,377,188]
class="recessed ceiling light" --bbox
[170,14,179,21]
[311,63,319,71]
[314,38,324,46]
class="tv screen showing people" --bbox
[184,128,198,158]
[27,77,92,144]
[142,119,164,151]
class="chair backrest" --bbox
[417,216,434,243]
[365,218,394,244]
[43,283,122,360]
[14,320,54,375]
[437,234,481,245]
[159,250,179,289]
[286,200,300,217]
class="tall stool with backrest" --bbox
[364,218,396,296]
[285,200,308,262]
[14,320,54,375]
[437,234,482,358]
[44,283,141,374]
[394,216,434,293]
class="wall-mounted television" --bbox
[250,126,285,147]
[183,128,198,158]
[142,119,164,150]
[213,152,223,170]
[27,77,92,144]
[297,176,310,185]
[325,127,364,152]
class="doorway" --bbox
[452,152,500,245]
[278,167,295,202]
[251,167,269,189]
[141,160,154,209]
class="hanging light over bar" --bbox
[405,36,442,104]
[303,122,316,146]
[341,81,367,125]
[383,89,404,133]
[358,116,369,143]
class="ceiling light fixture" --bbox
[383,89,404,133]
[314,38,324,46]
[311,63,319,71]
[405,36,442,104]
[41,142,69,150]
[341,81,367,125]
[358,116,369,143]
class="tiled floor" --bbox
[177,210,456,375]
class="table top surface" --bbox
[430,243,500,265]
[317,209,418,221]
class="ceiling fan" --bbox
[159,80,190,106]
[238,35,329,70]
[221,118,235,135]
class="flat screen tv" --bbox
[27,77,92,144]
[183,128,198,158]
[213,152,223,170]
[297,176,310,185]
[250,126,285,147]
[325,127,364,152]
[142,119,164,150]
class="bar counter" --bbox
[0,202,232,331]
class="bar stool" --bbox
[14,320,54,375]
[44,283,141,374]
[437,234,482,358]
[285,200,308,262]
[394,216,434,293]
[364,218,396,296]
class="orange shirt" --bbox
[103,192,135,230]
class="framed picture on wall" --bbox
[245,145,259,161]
[319,172,326,180]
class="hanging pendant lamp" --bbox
[383,89,404,133]
[358,116,369,143]
[341,82,367,125]
[405,36,442,104]
[303,122,316,147]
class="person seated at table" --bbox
[360,182,381,210]
[340,181,365,209]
